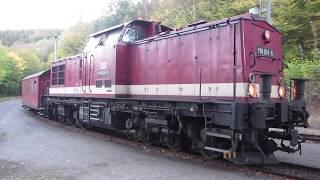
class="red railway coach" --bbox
[21,70,50,110]
[23,13,310,165]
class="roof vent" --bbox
[249,7,260,15]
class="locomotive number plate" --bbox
[256,46,274,58]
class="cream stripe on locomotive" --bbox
[49,83,280,98]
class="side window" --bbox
[96,80,103,88]
[52,64,65,85]
[104,80,112,88]
[96,80,111,88]
[122,28,145,42]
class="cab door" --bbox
[82,36,99,93]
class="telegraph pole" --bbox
[53,35,58,60]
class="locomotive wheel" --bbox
[65,108,74,125]
[135,128,149,143]
[58,114,65,123]
[48,106,55,120]
[48,105,58,121]
[168,134,181,151]
[73,111,82,128]
[74,118,82,128]
[65,115,75,125]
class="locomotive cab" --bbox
[80,20,172,98]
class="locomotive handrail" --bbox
[82,53,88,92]
[278,58,284,73]
[82,54,87,92]
[81,56,84,92]
[249,51,256,68]
[89,55,94,92]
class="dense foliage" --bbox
[0,0,319,97]
[0,29,60,96]
[0,47,44,95]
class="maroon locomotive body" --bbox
[22,13,309,165]
[49,13,283,101]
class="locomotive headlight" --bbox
[278,85,286,98]
[248,83,257,97]
[263,30,271,41]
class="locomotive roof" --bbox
[89,20,155,37]
[51,54,82,63]
[90,23,125,37]
[23,69,50,80]
[130,13,281,44]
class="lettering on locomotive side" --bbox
[256,46,274,58]
[97,69,110,77]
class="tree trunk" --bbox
[299,42,305,60]
[310,20,318,50]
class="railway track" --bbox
[250,162,320,180]
[301,134,320,144]
[29,111,320,179]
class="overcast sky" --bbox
[0,0,111,30]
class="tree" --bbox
[50,22,90,60]
[15,49,43,76]
[0,47,23,95]
[92,0,140,32]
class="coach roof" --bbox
[23,69,50,80]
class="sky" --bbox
[0,0,111,30]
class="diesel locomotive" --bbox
[22,13,309,165]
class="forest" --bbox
[0,0,319,97]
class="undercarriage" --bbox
[41,93,309,165]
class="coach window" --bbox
[122,27,144,42]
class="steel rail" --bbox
[249,162,320,180]
[301,134,320,144]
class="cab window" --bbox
[83,37,100,52]
[97,34,108,46]
[122,28,144,42]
